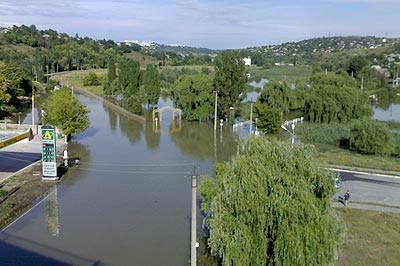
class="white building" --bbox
[243,57,251,66]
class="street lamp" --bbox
[281,123,295,144]
[213,91,218,131]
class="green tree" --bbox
[126,95,142,114]
[347,55,369,78]
[349,119,395,156]
[104,58,117,95]
[200,138,345,266]
[172,74,213,121]
[118,58,140,97]
[213,51,247,119]
[259,82,292,112]
[141,64,161,107]
[43,89,90,139]
[304,73,372,123]
[252,102,283,133]
[0,61,27,116]
[83,72,101,86]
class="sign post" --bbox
[41,125,58,181]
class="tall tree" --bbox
[118,58,140,97]
[200,138,345,266]
[104,58,116,95]
[304,73,372,123]
[252,102,283,133]
[43,89,90,139]
[141,64,161,107]
[172,74,213,121]
[213,51,247,119]
[259,82,292,112]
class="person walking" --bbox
[344,190,350,206]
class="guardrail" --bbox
[0,131,30,149]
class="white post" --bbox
[249,102,253,137]
[214,91,218,131]
[32,85,35,134]
[191,173,197,266]
[291,123,295,144]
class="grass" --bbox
[335,208,400,266]
[315,144,400,172]
[124,51,160,65]
[51,70,106,96]
[248,65,312,83]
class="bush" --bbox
[83,72,100,86]
[296,122,350,146]
[0,189,7,197]
[349,119,395,156]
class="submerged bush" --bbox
[296,122,350,147]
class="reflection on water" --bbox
[373,104,400,122]
[170,121,237,162]
[44,185,59,237]
[248,78,269,89]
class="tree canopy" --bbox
[200,138,345,266]
[141,64,161,107]
[304,73,373,123]
[43,89,90,137]
[349,119,395,156]
[213,51,247,119]
[172,74,214,121]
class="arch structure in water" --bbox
[152,106,182,122]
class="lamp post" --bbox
[281,123,295,144]
[213,91,218,131]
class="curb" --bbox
[326,166,400,179]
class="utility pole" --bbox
[214,91,218,131]
[361,76,364,90]
[32,83,35,134]
[249,102,253,137]
[191,165,197,266]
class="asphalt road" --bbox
[333,170,400,211]
[0,151,41,173]
[0,135,43,183]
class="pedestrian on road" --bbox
[344,190,350,206]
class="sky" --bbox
[0,0,399,49]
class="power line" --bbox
[77,161,195,167]
[75,167,191,175]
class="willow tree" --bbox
[200,138,345,266]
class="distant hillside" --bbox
[147,43,218,55]
[236,36,400,68]
[246,36,399,56]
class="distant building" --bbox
[243,57,251,66]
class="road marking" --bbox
[327,167,400,179]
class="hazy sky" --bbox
[0,0,398,49]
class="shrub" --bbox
[349,119,395,156]
[296,122,350,146]
[83,72,101,86]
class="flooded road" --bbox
[1,93,237,266]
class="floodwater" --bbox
[0,94,237,266]
[373,104,400,122]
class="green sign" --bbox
[41,126,57,179]
[41,128,55,144]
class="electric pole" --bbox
[191,165,197,266]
